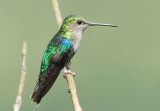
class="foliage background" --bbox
[0,0,160,111]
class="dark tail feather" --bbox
[31,74,59,104]
[31,65,62,104]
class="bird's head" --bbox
[60,15,117,33]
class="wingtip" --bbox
[31,96,41,107]
[30,91,41,107]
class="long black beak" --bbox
[88,22,117,27]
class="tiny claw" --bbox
[63,73,67,78]
[63,70,76,78]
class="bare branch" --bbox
[51,0,83,111]
[66,74,83,111]
[13,41,27,111]
[51,0,62,28]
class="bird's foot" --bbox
[63,70,76,78]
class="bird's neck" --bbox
[59,29,83,51]
[71,30,83,51]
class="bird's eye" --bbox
[77,20,82,25]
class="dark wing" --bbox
[31,37,72,104]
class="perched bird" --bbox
[31,15,117,105]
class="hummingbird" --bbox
[31,15,117,105]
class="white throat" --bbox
[72,31,83,52]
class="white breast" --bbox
[72,31,82,52]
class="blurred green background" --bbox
[0,0,160,111]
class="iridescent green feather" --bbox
[40,37,71,78]
[40,40,56,75]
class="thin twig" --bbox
[13,41,27,111]
[51,0,83,111]
[51,0,62,28]
[66,74,83,111]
